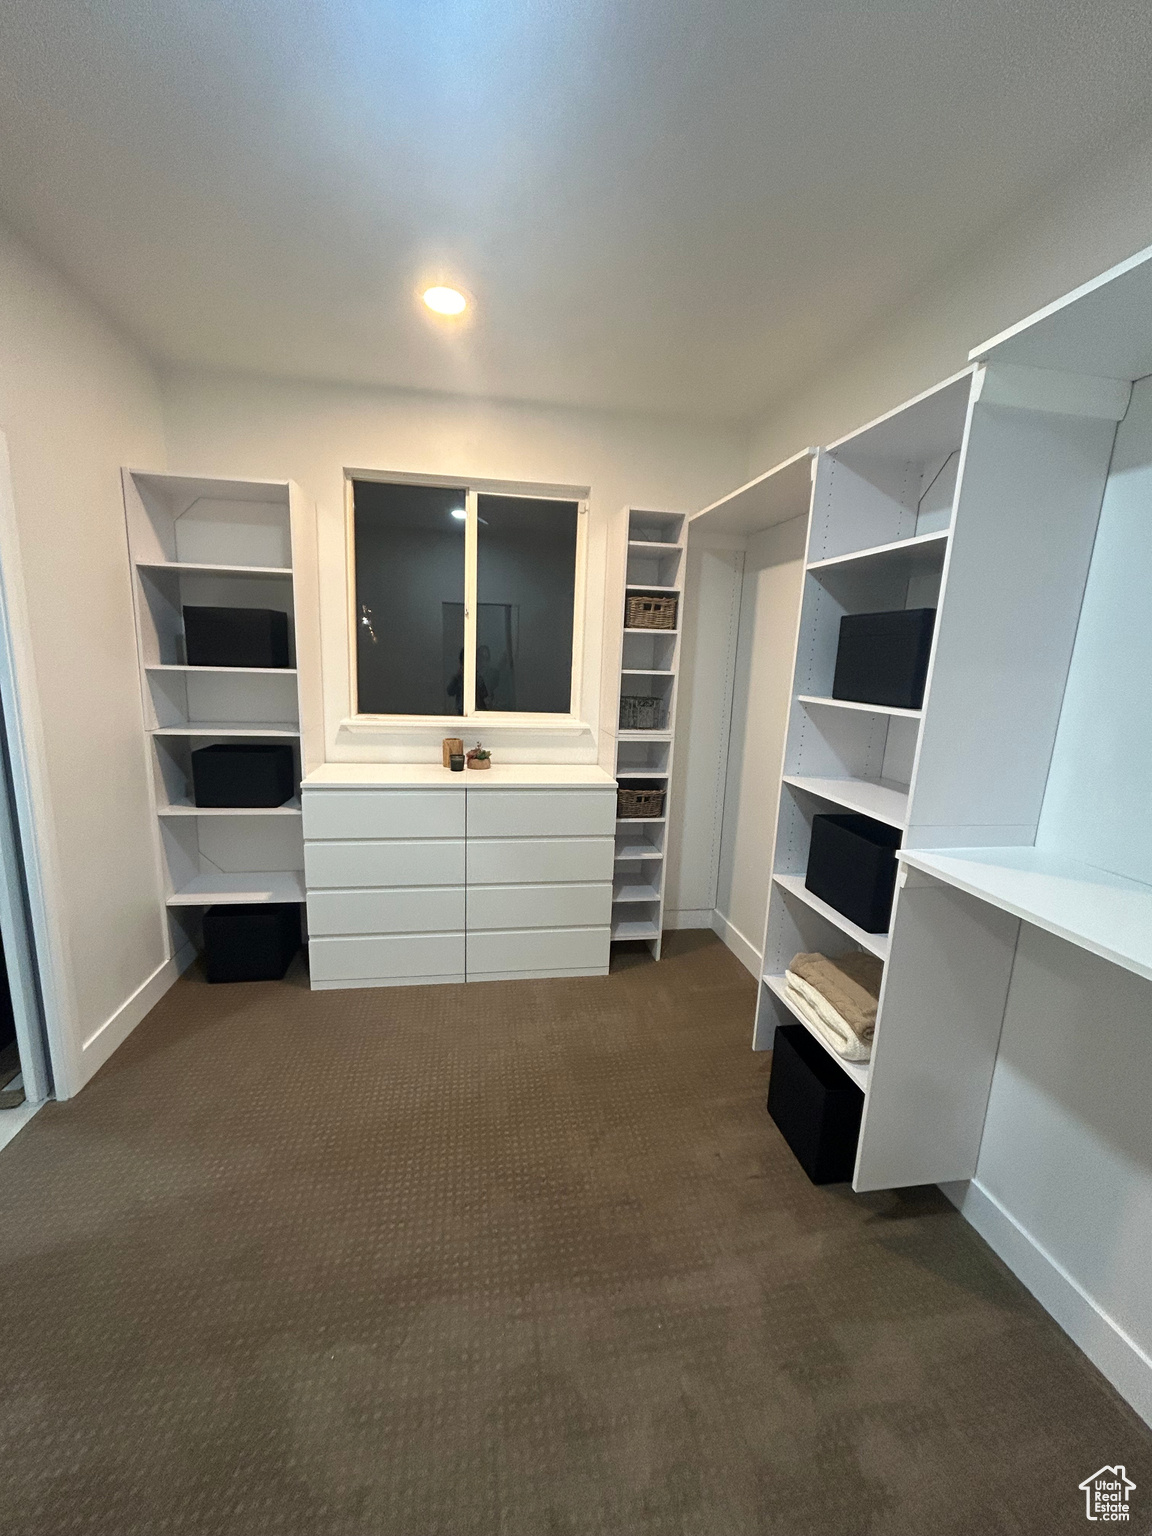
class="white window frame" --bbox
[344,469,590,727]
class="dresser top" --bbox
[302,763,617,790]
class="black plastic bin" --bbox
[806,811,901,932]
[833,607,935,709]
[191,743,295,808]
[767,1022,864,1184]
[203,903,301,983]
[183,605,290,669]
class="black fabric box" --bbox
[183,606,290,668]
[191,743,295,808]
[203,903,301,983]
[833,607,935,709]
[806,812,901,932]
[767,1023,864,1184]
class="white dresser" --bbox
[301,764,616,988]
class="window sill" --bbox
[333,713,599,765]
[340,714,591,735]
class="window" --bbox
[352,478,583,718]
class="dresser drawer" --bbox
[308,886,465,937]
[303,788,464,841]
[467,837,613,886]
[305,838,465,889]
[467,882,611,931]
[309,931,464,983]
[467,926,610,976]
[466,789,616,839]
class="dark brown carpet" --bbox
[0,932,1148,1535]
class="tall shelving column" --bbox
[611,507,687,959]
[122,471,322,966]
[753,371,975,1093]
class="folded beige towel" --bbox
[783,951,883,1062]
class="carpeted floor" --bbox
[0,931,1148,1535]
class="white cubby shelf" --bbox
[611,506,687,959]
[761,974,870,1091]
[123,469,322,936]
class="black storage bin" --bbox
[806,812,901,932]
[183,606,290,669]
[203,903,301,983]
[833,607,935,709]
[767,1023,864,1183]
[191,743,295,808]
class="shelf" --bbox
[615,843,664,862]
[762,974,870,1090]
[613,878,661,903]
[782,774,909,830]
[623,626,680,635]
[158,799,301,818]
[611,915,661,941]
[166,870,306,907]
[617,730,673,741]
[627,539,682,552]
[620,668,674,677]
[797,694,922,721]
[616,816,666,825]
[150,722,300,737]
[625,584,681,594]
[899,846,1152,983]
[616,771,669,780]
[136,560,293,578]
[807,529,949,574]
[146,664,297,677]
[772,873,890,961]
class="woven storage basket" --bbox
[617,784,666,819]
[625,593,677,630]
[619,694,664,731]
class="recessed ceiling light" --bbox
[450,508,466,521]
[423,286,467,316]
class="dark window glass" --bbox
[475,495,578,713]
[354,481,466,715]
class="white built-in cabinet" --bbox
[689,243,1152,1195]
[122,471,322,961]
[302,764,616,988]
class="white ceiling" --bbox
[2,0,1151,422]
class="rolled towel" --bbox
[784,951,883,1062]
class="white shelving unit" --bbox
[610,508,687,956]
[754,371,971,1100]
[122,471,322,959]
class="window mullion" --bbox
[462,488,478,717]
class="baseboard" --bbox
[76,941,196,1090]
[941,1177,1152,1428]
[663,909,713,930]
[710,909,762,979]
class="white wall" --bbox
[712,515,808,972]
[0,221,169,1095]
[159,368,746,770]
[748,121,1152,472]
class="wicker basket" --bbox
[619,694,665,731]
[625,593,678,630]
[617,785,666,819]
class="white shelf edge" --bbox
[620,668,674,676]
[796,694,922,720]
[615,847,664,862]
[616,816,666,825]
[136,560,294,577]
[617,730,673,741]
[806,528,950,573]
[772,873,890,960]
[150,723,300,737]
[762,973,870,1090]
[782,773,909,830]
[623,626,680,635]
[166,870,306,906]
[627,539,683,552]
[625,584,681,593]
[158,798,302,818]
[616,771,669,780]
[146,664,298,676]
[612,883,662,903]
[611,917,661,941]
